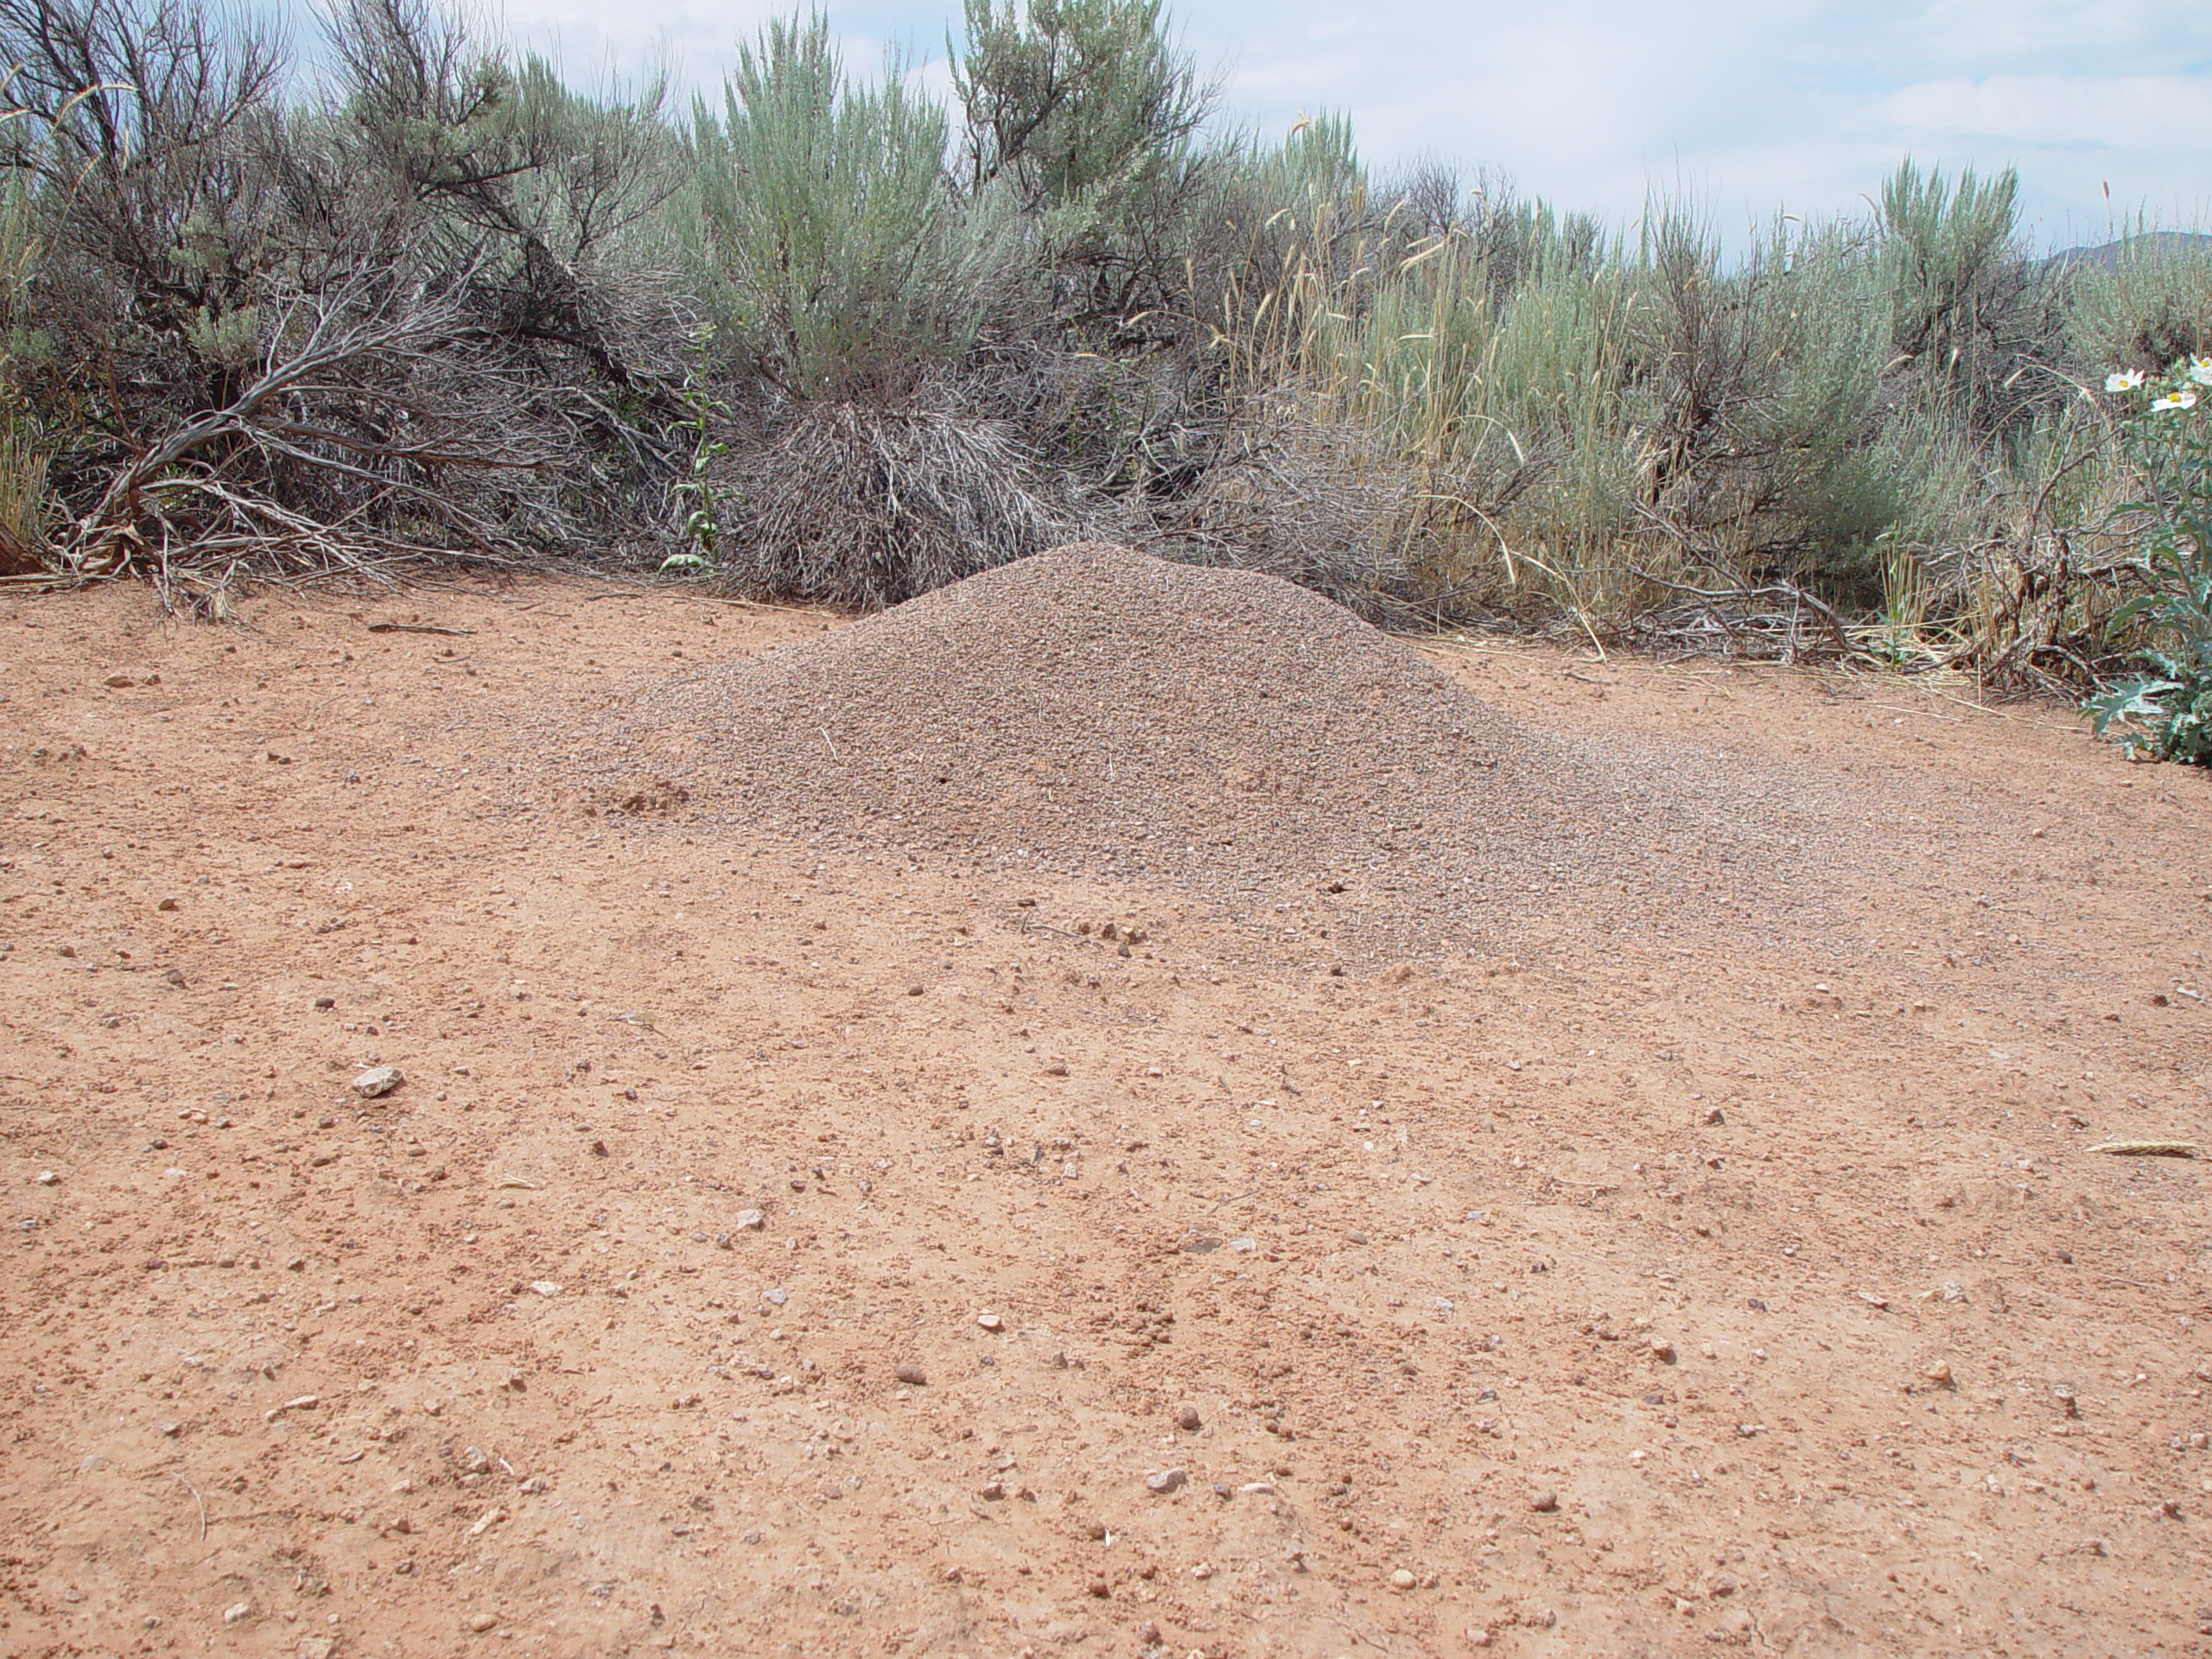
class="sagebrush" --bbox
[2,0,2209,693]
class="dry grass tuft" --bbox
[714,397,1097,610]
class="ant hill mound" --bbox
[591,543,1852,953]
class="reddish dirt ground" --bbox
[3,575,2209,1659]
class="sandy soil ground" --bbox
[3,575,2209,1659]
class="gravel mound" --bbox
[575,543,1863,954]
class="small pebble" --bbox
[762,1287,788,1306]
[1389,1567,1417,1590]
[352,1065,402,1098]
[1923,1359,1953,1388]
[895,1363,927,1385]
[34,1170,57,1185]
[1175,1405,1201,1432]
[1702,1107,1726,1125]
[1146,1468,1185,1494]
[976,1313,1002,1332]
[1648,1338,1676,1363]
[529,1281,561,1298]
[735,1209,765,1231]
[1529,1489,1559,1513]
[222,1602,252,1625]
[466,1611,498,1633]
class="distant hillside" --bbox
[2046,231,2212,270]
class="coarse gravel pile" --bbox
[574,543,1878,954]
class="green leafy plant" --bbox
[2083,360,2212,763]
[662,326,731,575]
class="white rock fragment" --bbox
[1145,1468,1186,1494]
[221,1601,252,1625]
[762,1287,788,1306]
[734,1209,765,1231]
[33,1171,57,1185]
[352,1065,403,1098]
[529,1281,561,1298]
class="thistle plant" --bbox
[2084,358,2212,763]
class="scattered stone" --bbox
[906,985,924,996]
[1175,1405,1201,1432]
[466,1612,499,1633]
[1648,1338,1676,1363]
[299,1638,338,1659]
[529,1281,561,1298]
[895,1363,927,1386]
[761,1287,788,1306]
[1346,1230,1369,1245]
[735,1209,765,1230]
[158,1420,181,1437]
[1227,1237,1256,1253]
[979,1479,1006,1501]
[264,1395,320,1421]
[1135,1620,1162,1644]
[33,1170,56,1185]
[1923,1359,1953,1388]
[1702,1107,1726,1125]
[352,1065,402,1098]
[156,897,178,912]
[1467,1628,1492,1649]
[1389,1567,1418,1590]
[314,996,336,1009]
[1856,1291,1891,1310]
[976,1313,1003,1332]
[222,1602,252,1625]
[1529,1489,1559,1513]
[1145,1468,1185,1494]
[104,673,135,688]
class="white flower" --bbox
[2107,368,2147,392]
[2190,355,2212,386]
[2152,387,2199,412]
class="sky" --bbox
[500,0,2212,250]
